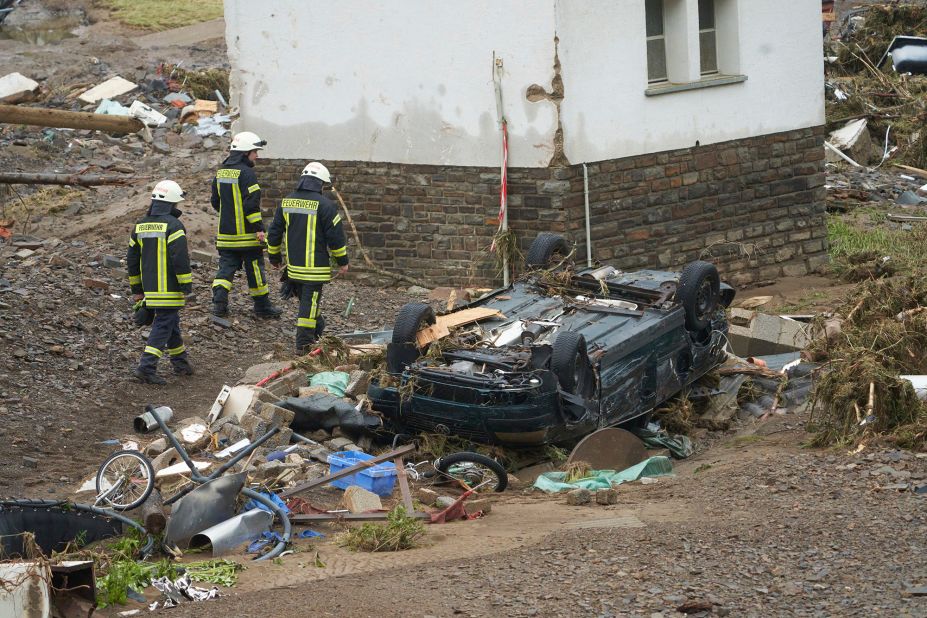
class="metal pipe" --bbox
[583,163,592,267]
[239,488,291,561]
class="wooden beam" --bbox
[893,164,927,180]
[290,511,431,522]
[0,103,143,134]
[0,172,134,186]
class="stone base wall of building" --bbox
[257,126,827,288]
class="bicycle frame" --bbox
[148,404,292,561]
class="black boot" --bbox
[253,295,283,319]
[212,287,229,317]
[133,368,167,385]
[171,357,194,376]
[295,327,317,355]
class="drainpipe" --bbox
[583,163,592,267]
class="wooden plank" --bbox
[416,307,504,346]
[290,511,431,522]
[893,163,927,180]
[887,214,927,223]
[280,443,415,497]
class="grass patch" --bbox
[693,463,712,474]
[827,217,927,279]
[96,0,224,31]
[731,435,764,447]
[340,507,425,552]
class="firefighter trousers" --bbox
[211,249,270,304]
[137,309,191,374]
[296,281,325,353]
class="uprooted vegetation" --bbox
[826,3,927,167]
[340,506,425,552]
[807,275,927,449]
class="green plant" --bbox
[184,560,244,587]
[340,507,425,552]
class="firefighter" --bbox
[127,180,194,385]
[210,131,282,319]
[267,162,349,353]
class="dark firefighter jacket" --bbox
[266,176,348,283]
[211,151,263,250]
[127,200,192,308]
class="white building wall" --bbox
[557,0,825,163]
[224,0,559,167]
[225,0,824,168]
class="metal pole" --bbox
[583,163,592,267]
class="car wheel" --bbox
[391,302,437,345]
[676,261,721,332]
[525,232,571,269]
[551,330,596,398]
[435,452,508,492]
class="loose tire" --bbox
[435,452,508,492]
[96,450,155,511]
[525,233,570,269]
[551,330,596,398]
[391,303,437,344]
[676,261,721,332]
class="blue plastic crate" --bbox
[327,451,397,497]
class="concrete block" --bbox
[727,308,810,357]
[325,437,356,451]
[239,413,270,440]
[465,498,493,515]
[435,496,457,509]
[239,361,292,385]
[345,370,370,398]
[342,486,383,514]
[566,488,591,506]
[595,489,618,505]
[264,369,307,397]
[143,438,169,458]
[151,448,180,474]
[415,487,440,506]
[254,401,296,427]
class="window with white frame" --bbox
[645,0,667,83]
[699,0,718,75]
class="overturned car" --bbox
[369,233,736,447]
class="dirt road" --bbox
[162,418,927,617]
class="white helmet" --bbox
[151,179,185,203]
[230,131,267,152]
[301,161,331,184]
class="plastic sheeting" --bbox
[533,456,674,493]
[308,371,350,397]
[634,427,694,459]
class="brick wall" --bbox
[257,126,827,288]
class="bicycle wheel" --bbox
[435,452,508,492]
[96,450,155,511]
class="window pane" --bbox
[700,31,718,74]
[648,39,667,82]
[646,0,664,37]
[698,0,715,29]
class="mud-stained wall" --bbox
[224,0,560,167]
[226,0,825,169]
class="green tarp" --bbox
[533,456,674,493]
[308,371,350,397]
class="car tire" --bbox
[551,330,595,397]
[435,452,508,492]
[525,233,570,269]
[391,302,436,345]
[676,261,721,332]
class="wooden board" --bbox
[416,307,505,346]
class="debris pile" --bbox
[807,275,927,448]
[826,3,927,168]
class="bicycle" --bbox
[93,449,156,511]
[405,451,508,492]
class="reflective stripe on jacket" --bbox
[266,186,348,283]
[211,154,263,250]
[127,210,192,308]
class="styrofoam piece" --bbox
[78,76,138,104]
[0,563,51,617]
[129,100,167,127]
[155,460,211,479]
[0,72,40,103]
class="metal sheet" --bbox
[567,428,648,471]
[188,509,273,557]
[163,473,245,549]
